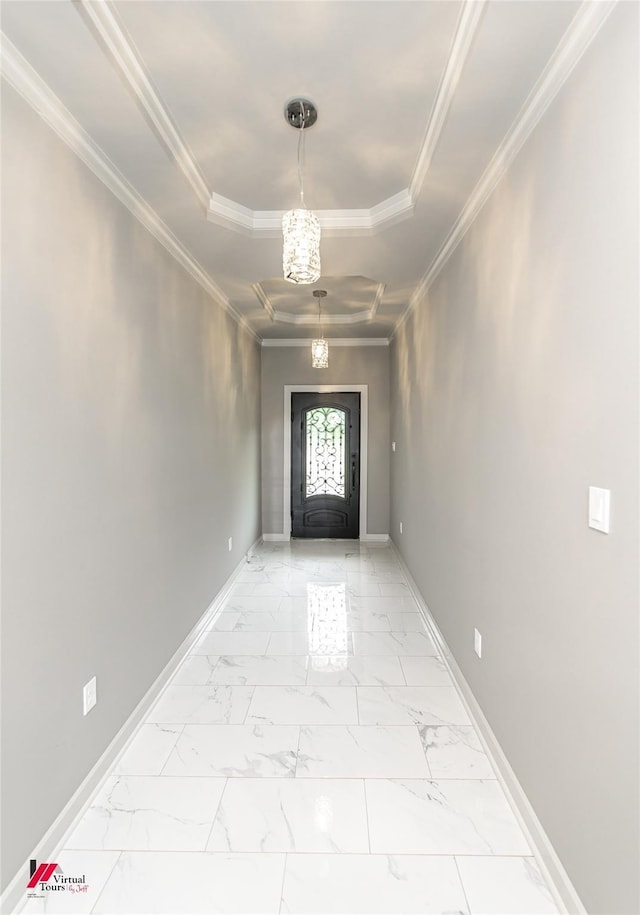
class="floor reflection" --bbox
[307,582,348,670]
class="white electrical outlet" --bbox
[391,441,396,452]
[474,629,482,659]
[83,676,97,716]
[399,521,403,534]
[228,537,233,552]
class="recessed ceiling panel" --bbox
[114,0,463,210]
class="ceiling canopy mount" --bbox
[284,98,318,130]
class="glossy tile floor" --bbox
[22,541,560,914]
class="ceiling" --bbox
[1,0,589,341]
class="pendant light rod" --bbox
[311,289,329,368]
[313,289,327,338]
[285,98,317,208]
[282,98,321,285]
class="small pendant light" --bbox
[311,289,329,368]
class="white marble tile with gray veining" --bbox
[266,630,354,656]
[306,655,405,687]
[206,778,369,853]
[232,611,308,631]
[246,685,358,725]
[222,594,285,612]
[352,631,438,656]
[236,570,270,583]
[346,569,407,584]
[209,655,308,686]
[191,631,270,656]
[400,655,453,686]
[147,684,253,724]
[419,725,495,778]
[46,538,559,915]
[347,581,384,597]
[65,776,225,851]
[162,724,299,777]
[456,856,559,913]
[171,655,219,685]
[358,686,471,726]
[206,612,241,631]
[348,595,419,613]
[277,595,312,612]
[113,724,183,776]
[296,725,430,778]
[280,854,469,915]
[343,611,392,631]
[385,611,426,631]
[378,582,412,597]
[366,778,531,855]
[91,851,285,914]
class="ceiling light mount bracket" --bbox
[284,98,318,130]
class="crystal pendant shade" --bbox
[282,209,321,285]
[311,337,329,368]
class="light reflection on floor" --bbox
[307,582,348,670]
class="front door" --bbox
[291,392,360,538]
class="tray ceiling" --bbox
[1,0,612,341]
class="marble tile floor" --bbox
[20,541,559,915]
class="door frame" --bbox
[283,385,368,540]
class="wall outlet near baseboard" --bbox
[83,676,97,715]
[399,521,403,534]
[474,629,482,659]
[228,537,233,552]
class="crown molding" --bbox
[74,0,210,211]
[207,192,414,238]
[392,0,617,340]
[262,338,390,347]
[408,0,487,199]
[75,0,483,238]
[0,33,259,343]
[272,310,374,326]
[252,282,386,326]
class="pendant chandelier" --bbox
[311,289,329,368]
[283,98,321,285]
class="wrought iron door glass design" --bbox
[305,408,346,498]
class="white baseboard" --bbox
[2,538,261,915]
[262,532,291,541]
[390,540,586,915]
[360,533,390,542]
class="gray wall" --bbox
[390,7,639,914]
[1,85,261,890]
[261,345,389,537]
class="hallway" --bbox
[23,541,558,914]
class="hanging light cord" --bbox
[318,297,323,340]
[297,100,306,208]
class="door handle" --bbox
[351,457,356,488]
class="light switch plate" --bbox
[474,628,482,659]
[83,676,97,716]
[588,487,610,533]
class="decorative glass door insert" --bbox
[305,407,346,499]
